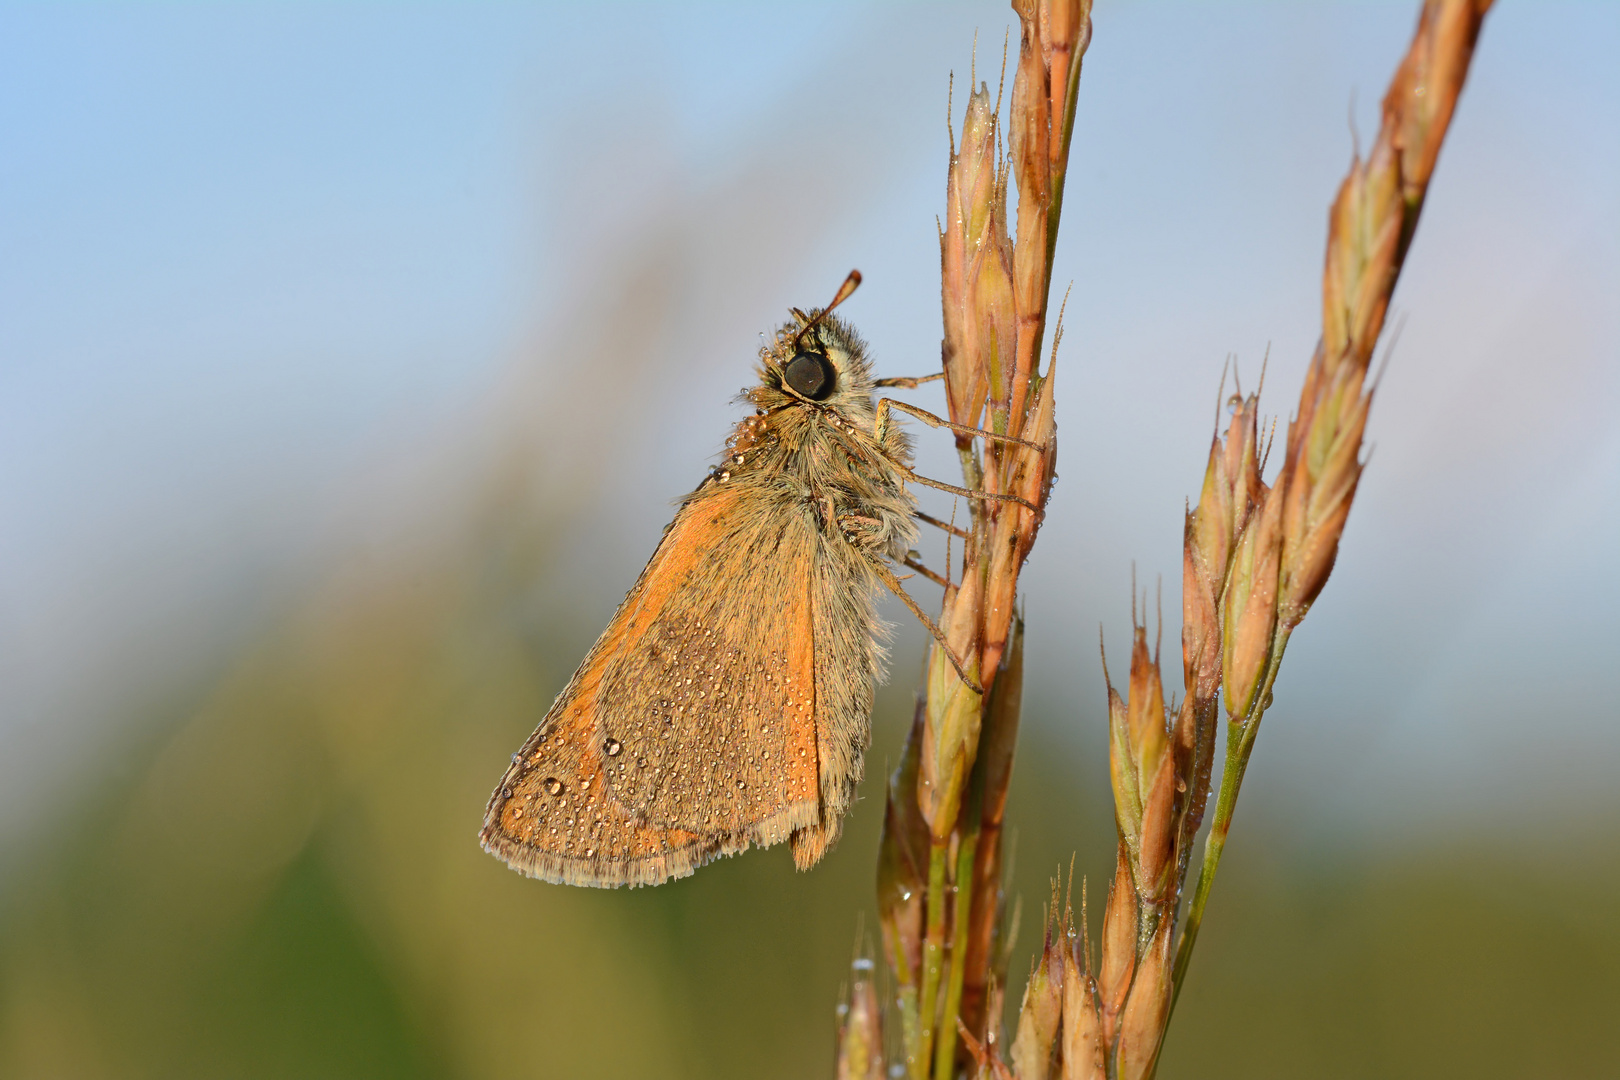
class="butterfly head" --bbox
[755,271,878,420]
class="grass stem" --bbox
[1169,629,1292,1010]
[916,841,950,1080]
[934,832,980,1080]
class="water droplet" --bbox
[604,737,623,757]
[502,787,512,799]
[544,777,564,796]
[852,957,874,973]
[510,753,522,765]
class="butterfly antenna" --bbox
[793,270,862,352]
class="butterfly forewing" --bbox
[596,484,821,840]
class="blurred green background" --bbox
[3,3,1617,1078]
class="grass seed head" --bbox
[1059,945,1105,1080]
[1096,847,1137,1042]
[1009,903,1066,1080]
[1126,625,1169,799]
[1185,390,1265,694]
[835,954,886,1080]
[1113,916,1172,1080]
[943,81,1013,432]
[1106,680,1142,854]
[1220,484,1283,720]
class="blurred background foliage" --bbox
[3,3,1617,1078]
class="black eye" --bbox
[784,351,835,400]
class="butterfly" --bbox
[480,272,1036,887]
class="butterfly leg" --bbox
[914,509,970,539]
[900,465,1044,518]
[870,556,983,696]
[871,400,1047,517]
[837,515,982,694]
[874,397,1046,454]
[902,552,951,588]
[874,371,946,389]
[820,407,1042,518]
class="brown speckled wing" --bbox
[595,485,821,844]
[479,483,821,887]
[479,651,727,889]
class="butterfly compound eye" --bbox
[784,351,835,400]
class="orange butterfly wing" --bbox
[480,483,822,888]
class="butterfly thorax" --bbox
[692,313,918,563]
